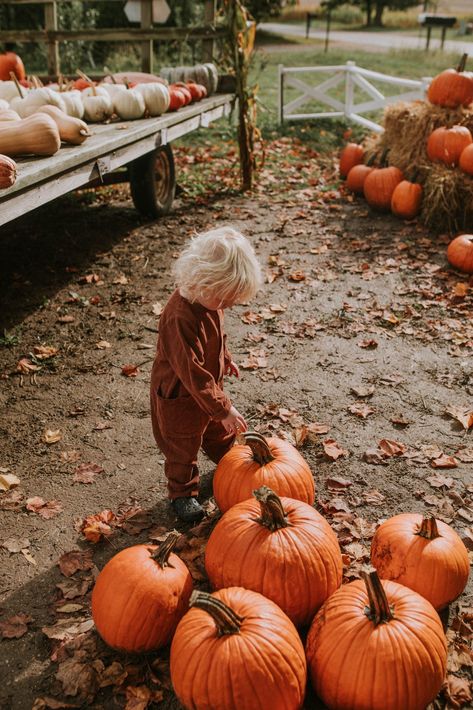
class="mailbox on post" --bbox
[418,13,457,50]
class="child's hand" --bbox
[221,405,247,435]
[225,360,240,378]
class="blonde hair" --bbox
[174,226,262,304]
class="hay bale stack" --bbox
[421,164,473,234]
[360,100,473,233]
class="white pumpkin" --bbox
[113,89,145,120]
[0,80,25,102]
[81,85,109,98]
[60,90,84,119]
[83,92,113,122]
[100,83,127,99]
[0,98,9,112]
[11,88,66,118]
[135,82,170,116]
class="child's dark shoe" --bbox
[171,496,204,523]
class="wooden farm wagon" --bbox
[0,0,236,226]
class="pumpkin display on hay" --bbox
[364,99,473,233]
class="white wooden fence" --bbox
[278,61,432,132]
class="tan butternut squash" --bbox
[0,113,60,156]
[35,105,91,145]
[0,109,20,121]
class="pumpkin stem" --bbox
[243,432,274,465]
[380,148,390,167]
[189,591,243,636]
[366,152,377,167]
[9,71,25,97]
[253,486,290,531]
[457,53,468,73]
[151,530,181,567]
[417,515,440,540]
[362,570,394,625]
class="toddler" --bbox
[150,226,262,522]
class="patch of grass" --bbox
[0,330,19,347]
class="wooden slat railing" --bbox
[0,0,222,76]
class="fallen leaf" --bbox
[348,402,375,418]
[33,345,59,360]
[0,472,20,491]
[350,384,375,398]
[445,405,473,430]
[44,429,62,445]
[0,613,33,639]
[73,462,104,484]
[427,474,455,488]
[152,302,163,316]
[378,439,406,457]
[57,579,91,600]
[455,448,473,463]
[121,364,139,377]
[60,450,81,463]
[288,271,306,282]
[26,497,63,519]
[363,448,388,465]
[99,661,128,688]
[326,477,353,490]
[358,339,378,349]
[2,537,30,553]
[0,489,24,510]
[125,685,163,710]
[95,340,111,349]
[323,439,349,461]
[431,455,458,470]
[442,674,472,709]
[363,489,385,504]
[390,414,410,427]
[57,315,75,324]
[42,618,94,641]
[55,655,99,700]
[32,697,78,709]
[58,550,94,577]
[80,510,117,543]
[56,604,84,614]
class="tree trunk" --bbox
[374,1,385,27]
[365,0,372,27]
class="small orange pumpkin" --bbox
[364,162,403,211]
[0,51,25,82]
[339,142,364,178]
[371,513,469,611]
[447,233,473,273]
[205,487,343,627]
[306,570,447,710]
[170,588,307,710]
[459,143,473,175]
[91,532,193,652]
[427,125,472,166]
[213,431,315,513]
[391,172,422,220]
[427,53,473,108]
[346,153,377,194]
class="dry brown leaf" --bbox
[99,661,128,688]
[348,402,375,419]
[0,488,24,510]
[80,510,117,543]
[431,456,458,470]
[443,675,472,709]
[240,349,268,370]
[58,550,95,577]
[57,579,91,600]
[0,472,20,491]
[73,462,104,484]
[427,474,455,488]
[455,448,473,463]
[378,439,406,457]
[357,339,378,349]
[33,345,59,360]
[32,697,77,709]
[363,489,386,504]
[60,450,81,463]
[323,439,349,461]
[55,655,99,700]
[16,357,41,374]
[95,340,111,349]
[42,618,94,641]
[350,384,375,398]
[26,497,63,519]
[2,537,30,553]
[121,364,139,378]
[125,685,163,710]
[0,612,33,639]
[363,448,388,465]
[44,429,62,444]
[326,477,353,490]
[445,405,473,430]
[288,270,306,282]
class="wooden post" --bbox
[202,0,216,62]
[44,1,59,77]
[278,64,284,125]
[141,0,153,73]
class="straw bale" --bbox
[420,164,473,234]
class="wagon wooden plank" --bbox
[1,94,234,199]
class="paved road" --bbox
[259,21,473,54]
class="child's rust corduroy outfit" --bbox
[150,289,235,499]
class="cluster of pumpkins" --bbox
[0,50,218,176]
[91,431,469,710]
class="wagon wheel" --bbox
[128,144,175,218]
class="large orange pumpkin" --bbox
[91,532,193,652]
[205,487,342,627]
[427,53,473,108]
[213,431,315,513]
[427,125,472,166]
[459,143,473,175]
[0,52,25,82]
[306,571,447,710]
[363,164,403,210]
[170,588,307,710]
[371,513,469,611]
[339,142,364,178]
[391,173,422,219]
[447,234,473,273]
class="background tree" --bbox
[354,0,419,27]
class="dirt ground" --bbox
[0,138,472,710]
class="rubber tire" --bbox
[128,144,175,218]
